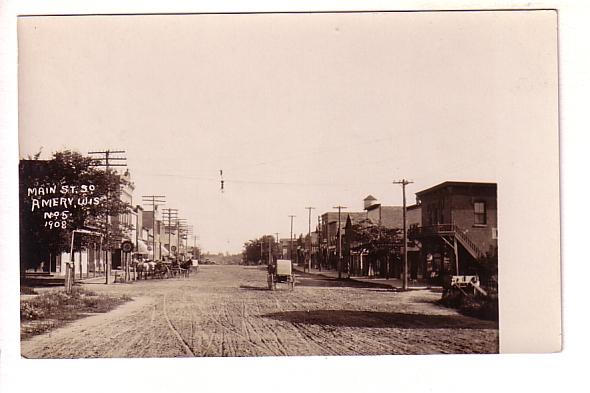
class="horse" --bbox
[167,259,180,278]
[146,261,157,278]
[132,260,147,280]
[179,259,193,278]
[153,261,169,279]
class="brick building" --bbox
[410,181,498,279]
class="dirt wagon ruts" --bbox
[267,259,295,291]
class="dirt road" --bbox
[21,265,498,358]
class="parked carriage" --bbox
[267,259,295,291]
[167,259,193,278]
[133,260,170,280]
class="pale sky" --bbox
[18,11,557,253]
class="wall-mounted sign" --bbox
[121,241,134,253]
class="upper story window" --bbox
[474,201,487,225]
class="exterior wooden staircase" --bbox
[411,224,484,260]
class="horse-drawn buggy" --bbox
[267,259,295,291]
[168,258,193,278]
[132,258,194,280]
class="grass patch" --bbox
[439,291,498,321]
[20,287,131,339]
[20,286,37,295]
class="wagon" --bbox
[267,259,295,291]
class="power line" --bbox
[220,135,394,174]
[132,170,358,187]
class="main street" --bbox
[21,265,498,358]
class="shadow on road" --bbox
[239,285,269,291]
[295,275,394,290]
[262,310,498,330]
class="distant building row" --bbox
[291,181,497,280]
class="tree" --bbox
[242,239,261,265]
[19,150,132,275]
[242,235,277,265]
[347,219,402,278]
[476,249,498,293]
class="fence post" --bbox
[64,263,69,294]
[64,262,73,294]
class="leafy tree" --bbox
[476,249,498,292]
[242,239,261,264]
[19,150,132,275]
[242,235,277,264]
[348,219,401,253]
[346,219,402,277]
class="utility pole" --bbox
[162,208,178,258]
[175,218,187,261]
[88,150,126,285]
[142,195,166,261]
[317,216,322,272]
[333,205,347,279]
[185,225,193,258]
[288,215,296,261]
[393,179,414,291]
[325,215,330,270]
[268,235,272,265]
[305,207,315,272]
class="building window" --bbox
[474,201,487,225]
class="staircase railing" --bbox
[453,226,484,259]
[409,224,484,259]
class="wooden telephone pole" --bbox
[175,218,188,261]
[162,208,178,258]
[393,179,414,291]
[88,150,126,284]
[317,215,322,272]
[268,235,272,265]
[305,207,315,272]
[288,215,296,261]
[332,205,347,279]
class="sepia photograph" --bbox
[15,10,558,359]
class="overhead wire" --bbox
[131,169,396,188]
[219,135,395,174]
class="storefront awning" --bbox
[161,246,170,257]
[135,239,149,255]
